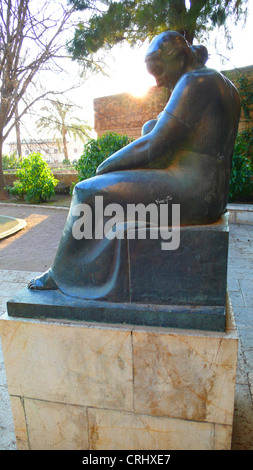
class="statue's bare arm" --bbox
[96,110,186,175]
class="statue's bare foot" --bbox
[28,270,58,290]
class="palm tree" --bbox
[36,99,91,160]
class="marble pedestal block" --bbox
[0,295,238,450]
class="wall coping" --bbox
[227,203,253,225]
[227,203,253,211]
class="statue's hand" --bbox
[96,130,158,175]
[96,159,111,175]
[96,150,127,175]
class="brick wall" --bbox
[94,86,169,139]
[94,65,253,139]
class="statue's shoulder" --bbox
[187,67,237,88]
[174,67,218,97]
[182,67,221,83]
[178,67,236,95]
[177,67,240,112]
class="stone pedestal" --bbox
[0,295,238,450]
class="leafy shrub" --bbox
[7,152,59,203]
[237,76,253,122]
[62,158,71,165]
[75,132,134,183]
[229,128,253,202]
[2,153,20,170]
[228,74,253,202]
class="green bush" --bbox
[229,128,253,202]
[7,152,59,203]
[62,158,71,165]
[75,132,134,183]
[2,153,20,170]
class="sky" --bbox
[3,0,253,150]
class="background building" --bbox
[8,137,84,165]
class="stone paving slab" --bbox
[0,205,252,450]
[227,224,253,450]
[0,204,67,272]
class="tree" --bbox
[67,0,248,62]
[0,0,77,197]
[36,99,91,160]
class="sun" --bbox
[119,64,156,97]
[109,43,156,97]
[127,74,156,97]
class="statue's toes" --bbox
[28,279,39,289]
[28,271,58,290]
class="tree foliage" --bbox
[68,0,248,62]
[36,99,91,159]
[0,0,76,193]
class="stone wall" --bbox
[4,172,78,194]
[94,65,253,139]
[94,86,169,139]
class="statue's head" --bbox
[145,31,208,91]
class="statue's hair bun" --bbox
[190,45,208,65]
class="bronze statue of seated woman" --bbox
[28,31,241,302]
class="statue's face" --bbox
[146,53,185,91]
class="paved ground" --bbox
[0,204,252,450]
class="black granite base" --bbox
[7,287,226,332]
[128,219,229,306]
